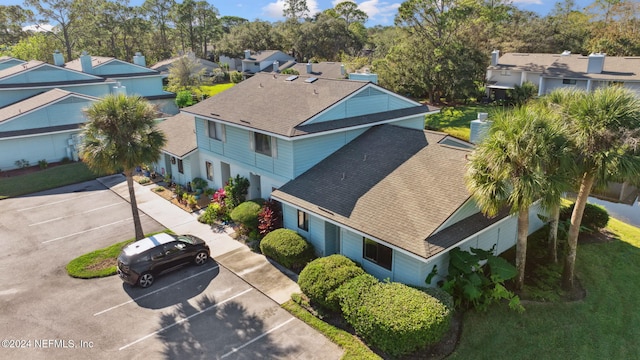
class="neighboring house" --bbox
[241,50,295,75]
[486,50,640,99]
[0,52,176,170]
[177,72,546,286]
[151,53,220,79]
[286,61,346,79]
[0,89,99,169]
[155,113,200,186]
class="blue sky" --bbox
[5,0,596,27]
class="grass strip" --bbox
[66,230,172,278]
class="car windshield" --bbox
[176,235,195,245]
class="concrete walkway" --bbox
[96,174,300,304]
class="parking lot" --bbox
[0,180,342,359]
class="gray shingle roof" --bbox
[288,62,345,79]
[156,113,197,158]
[182,73,370,136]
[489,53,640,81]
[272,125,475,260]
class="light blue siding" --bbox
[115,76,166,97]
[0,59,25,70]
[293,129,366,177]
[309,86,416,123]
[0,84,110,108]
[0,65,97,85]
[340,229,364,266]
[0,97,92,132]
[435,199,480,233]
[391,116,425,131]
[93,61,154,76]
[0,131,77,170]
[393,251,430,287]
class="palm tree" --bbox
[466,105,569,291]
[81,94,166,240]
[545,87,640,290]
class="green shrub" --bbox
[191,177,208,190]
[230,200,262,229]
[298,254,364,311]
[229,71,243,83]
[260,229,316,272]
[335,273,379,313]
[341,281,452,357]
[198,202,225,225]
[560,202,610,232]
[38,159,48,169]
[224,175,250,209]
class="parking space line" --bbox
[29,203,122,227]
[94,265,220,316]
[118,288,252,351]
[41,218,133,244]
[18,191,102,212]
[221,317,296,358]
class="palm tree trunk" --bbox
[515,209,529,291]
[548,204,560,263]
[562,172,596,290]
[125,170,145,240]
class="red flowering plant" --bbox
[257,199,283,237]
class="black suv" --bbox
[117,233,210,288]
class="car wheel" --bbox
[194,251,208,266]
[138,272,154,288]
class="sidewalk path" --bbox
[96,174,300,304]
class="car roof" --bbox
[122,233,176,256]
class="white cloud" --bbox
[22,24,54,32]
[262,0,320,20]
[329,0,400,25]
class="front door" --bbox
[325,222,341,255]
[249,173,261,199]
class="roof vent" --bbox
[285,75,298,81]
[561,50,571,56]
[305,77,318,83]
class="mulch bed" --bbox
[149,183,211,213]
[1,161,67,177]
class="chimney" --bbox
[306,62,312,74]
[133,52,146,67]
[80,51,93,74]
[53,50,65,66]
[273,60,279,72]
[340,64,345,76]
[244,50,251,59]
[491,50,499,66]
[587,53,605,74]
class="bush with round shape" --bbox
[335,273,379,315]
[260,229,316,272]
[560,202,610,232]
[341,281,452,357]
[298,254,365,311]
[230,200,262,229]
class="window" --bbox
[208,121,223,141]
[500,70,511,76]
[297,210,309,231]
[254,133,272,156]
[363,238,392,270]
[205,161,213,181]
[177,159,183,174]
[562,79,577,85]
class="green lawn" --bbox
[0,162,104,199]
[426,104,496,141]
[199,83,234,97]
[448,217,640,359]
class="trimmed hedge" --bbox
[560,202,610,232]
[298,254,365,311]
[340,281,452,357]
[260,229,316,271]
[230,200,263,229]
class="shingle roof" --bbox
[272,125,475,260]
[64,56,115,72]
[489,53,640,81]
[288,62,345,79]
[0,123,81,139]
[182,73,370,136]
[156,113,197,158]
[243,50,289,62]
[0,89,98,123]
[0,60,46,80]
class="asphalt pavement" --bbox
[96,174,301,305]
